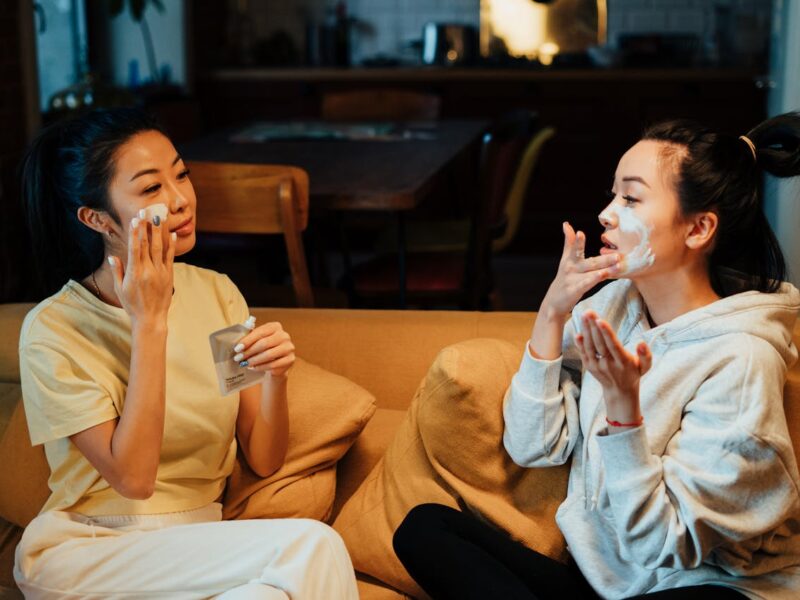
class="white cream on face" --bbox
[600,204,655,276]
[140,202,168,223]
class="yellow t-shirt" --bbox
[19,263,250,516]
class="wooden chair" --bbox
[321,89,441,121]
[186,161,314,308]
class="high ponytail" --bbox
[642,111,800,297]
[20,108,163,295]
[746,111,800,177]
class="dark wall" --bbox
[0,0,36,302]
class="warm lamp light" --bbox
[484,0,548,60]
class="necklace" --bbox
[91,270,102,300]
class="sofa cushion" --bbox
[0,517,23,594]
[356,572,410,600]
[0,399,50,527]
[333,338,569,597]
[222,357,376,521]
[332,407,407,521]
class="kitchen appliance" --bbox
[421,23,478,66]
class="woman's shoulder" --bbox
[20,282,97,349]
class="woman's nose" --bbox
[598,204,616,229]
[170,190,187,212]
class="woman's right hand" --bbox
[529,223,620,360]
[541,222,620,319]
[108,215,176,328]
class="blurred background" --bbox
[1,0,798,310]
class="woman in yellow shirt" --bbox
[14,107,358,599]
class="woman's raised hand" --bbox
[108,214,176,327]
[541,222,621,318]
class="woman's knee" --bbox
[291,519,351,561]
[393,503,456,560]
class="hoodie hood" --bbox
[589,279,800,368]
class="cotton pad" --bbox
[139,203,168,223]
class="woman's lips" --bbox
[600,235,617,254]
[172,218,194,236]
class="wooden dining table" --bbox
[179,119,488,306]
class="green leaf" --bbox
[150,0,165,13]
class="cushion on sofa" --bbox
[332,407,407,520]
[0,399,50,527]
[0,518,23,594]
[333,338,570,597]
[222,357,377,521]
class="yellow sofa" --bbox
[1,303,798,599]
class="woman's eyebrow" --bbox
[129,156,182,181]
[622,176,650,188]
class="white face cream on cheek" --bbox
[604,204,655,276]
[139,203,168,223]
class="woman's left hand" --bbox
[234,322,296,378]
[575,310,652,423]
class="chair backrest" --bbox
[493,126,555,253]
[321,89,441,121]
[478,111,539,229]
[186,161,314,308]
[465,112,553,306]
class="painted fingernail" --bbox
[153,215,161,226]
[171,232,177,242]
[131,217,140,228]
[234,343,245,352]
[107,256,115,266]
[233,353,244,362]
[138,208,146,219]
[239,360,249,367]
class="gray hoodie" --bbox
[503,279,800,599]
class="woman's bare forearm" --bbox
[244,376,289,478]
[109,321,168,495]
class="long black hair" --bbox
[21,107,164,295]
[642,112,800,297]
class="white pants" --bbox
[14,504,358,600]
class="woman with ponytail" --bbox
[14,108,358,599]
[393,113,800,599]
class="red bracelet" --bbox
[606,415,644,428]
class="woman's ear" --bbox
[76,206,113,236]
[685,211,718,250]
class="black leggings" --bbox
[393,504,748,600]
